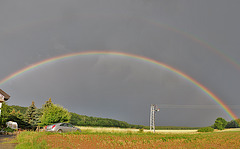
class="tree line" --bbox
[0,98,141,130]
[1,99,239,130]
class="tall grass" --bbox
[15,131,48,149]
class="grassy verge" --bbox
[15,131,48,149]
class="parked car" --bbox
[45,123,81,133]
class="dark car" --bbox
[45,123,81,133]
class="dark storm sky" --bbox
[0,0,240,126]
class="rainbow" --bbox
[0,51,238,121]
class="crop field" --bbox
[15,128,240,149]
[78,126,198,133]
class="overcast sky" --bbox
[0,0,240,127]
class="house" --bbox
[0,89,10,116]
[0,89,10,102]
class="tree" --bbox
[8,109,31,129]
[0,102,13,127]
[226,119,240,128]
[40,102,71,126]
[42,98,53,109]
[214,117,227,130]
[24,101,40,128]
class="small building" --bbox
[0,89,10,116]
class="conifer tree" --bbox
[24,101,40,128]
[43,98,53,109]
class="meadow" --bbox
[14,127,240,149]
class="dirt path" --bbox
[0,134,17,149]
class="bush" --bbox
[3,127,16,132]
[138,128,144,133]
[197,127,214,132]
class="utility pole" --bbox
[150,104,159,133]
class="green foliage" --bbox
[40,103,71,126]
[8,109,31,129]
[197,127,214,132]
[3,126,16,132]
[226,119,240,128]
[24,101,41,129]
[214,117,227,130]
[42,98,53,109]
[138,128,144,133]
[70,112,131,128]
[10,105,28,114]
[0,102,13,127]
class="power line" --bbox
[157,104,240,109]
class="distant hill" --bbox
[70,112,136,128]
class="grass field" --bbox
[14,127,240,149]
[78,126,198,133]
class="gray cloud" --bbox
[1,0,240,126]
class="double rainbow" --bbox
[0,51,238,121]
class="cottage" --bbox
[0,89,10,116]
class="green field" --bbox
[14,128,240,149]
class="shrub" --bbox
[197,127,214,132]
[138,128,144,133]
[3,127,16,132]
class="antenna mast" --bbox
[150,104,160,133]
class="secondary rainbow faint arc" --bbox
[2,14,240,71]
[0,51,238,120]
